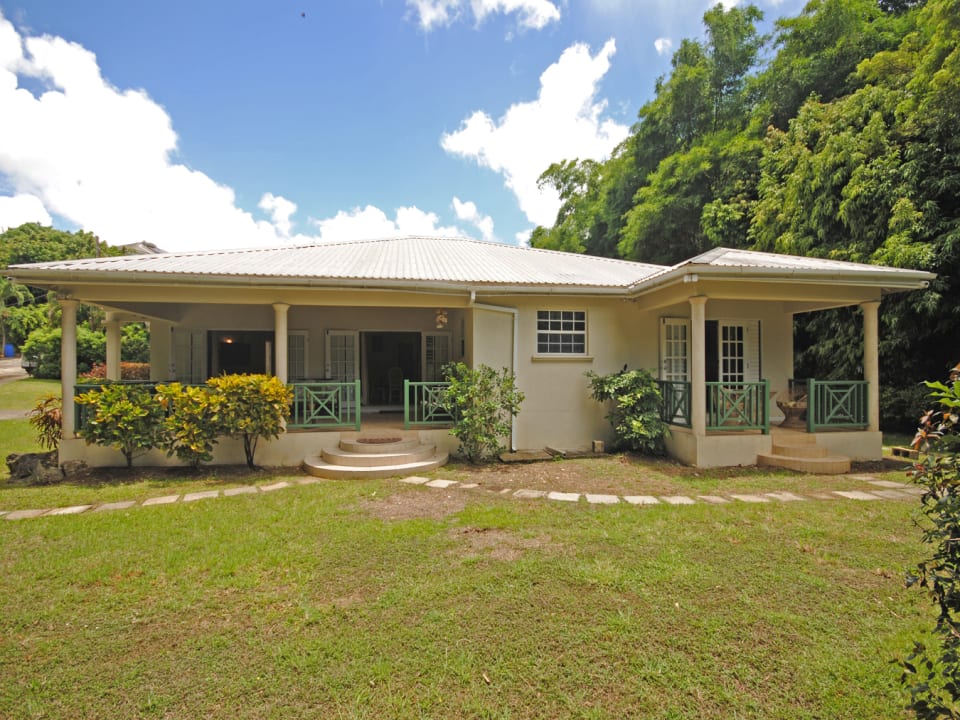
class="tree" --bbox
[0,276,34,356]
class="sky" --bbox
[0,0,806,252]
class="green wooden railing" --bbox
[657,380,692,428]
[404,380,453,429]
[806,379,868,432]
[706,380,770,433]
[289,381,361,430]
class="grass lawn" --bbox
[0,377,60,413]
[0,465,933,718]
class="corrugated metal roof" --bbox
[686,247,922,274]
[9,236,667,289]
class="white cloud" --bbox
[441,39,629,228]
[0,11,302,251]
[654,37,673,55]
[258,193,297,238]
[311,205,463,242]
[452,197,495,242]
[515,229,532,246]
[0,194,52,230]
[407,0,560,30]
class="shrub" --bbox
[208,374,292,469]
[441,363,524,464]
[585,367,667,454]
[155,383,223,469]
[81,362,152,381]
[121,323,150,363]
[899,362,960,716]
[28,394,62,451]
[881,382,932,433]
[21,326,105,379]
[75,384,164,467]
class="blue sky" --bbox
[0,0,805,252]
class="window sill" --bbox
[531,355,594,363]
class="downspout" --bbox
[468,293,520,452]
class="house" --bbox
[8,237,934,471]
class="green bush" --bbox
[585,367,667,454]
[208,374,292,469]
[28,394,62,451]
[121,323,150,363]
[156,383,223,469]
[881,382,932,433]
[21,326,105,379]
[441,363,524,464]
[75,384,164,467]
[899,363,960,716]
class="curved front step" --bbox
[303,452,449,479]
[757,452,850,474]
[338,436,422,454]
[322,443,438,467]
[771,442,829,459]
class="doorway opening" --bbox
[362,331,421,407]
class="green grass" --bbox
[0,475,934,719]
[0,378,60,412]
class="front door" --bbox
[325,330,359,382]
[660,318,690,382]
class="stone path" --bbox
[0,474,924,521]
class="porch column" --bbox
[690,295,708,437]
[273,303,289,383]
[105,312,121,381]
[60,299,78,440]
[862,300,881,432]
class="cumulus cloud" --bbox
[311,205,463,242]
[654,37,673,55]
[452,197,495,242]
[0,11,308,251]
[441,39,629,228]
[408,0,560,30]
[0,194,52,230]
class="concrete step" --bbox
[338,434,421,454]
[321,442,437,467]
[771,442,829,458]
[303,452,449,479]
[757,452,851,474]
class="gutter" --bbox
[468,292,520,453]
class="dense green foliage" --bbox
[900,363,960,716]
[206,374,292,469]
[530,0,958,413]
[586,368,668,454]
[21,326,106,378]
[75,384,165,468]
[441,362,524,463]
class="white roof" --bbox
[9,236,933,295]
[9,236,666,291]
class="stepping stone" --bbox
[547,491,579,502]
[498,488,511,494]
[94,501,136,512]
[514,489,547,499]
[47,504,93,516]
[848,474,879,482]
[765,492,805,502]
[869,489,914,500]
[261,481,290,492]
[585,494,619,505]
[808,492,836,500]
[623,495,660,505]
[660,495,695,505]
[183,490,220,503]
[142,495,179,506]
[460,483,479,489]
[224,485,259,496]
[697,495,729,504]
[4,508,48,520]
[425,479,458,489]
[730,494,769,503]
[899,486,925,496]
[833,490,880,500]
[400,476,430,485]
[0,511,6,517]
[867,479,911,489]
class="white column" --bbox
[862,300,881,432]
[105,312,122,381]
[690,296,708,437]
[273,303,289,383]
[60,299,78,440]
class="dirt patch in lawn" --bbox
[448,526,555,562]
[361,488,468,521]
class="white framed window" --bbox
[536,310,586,355]
[287,331,308,381]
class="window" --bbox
[287,332,307,381]
[536,310,586,355]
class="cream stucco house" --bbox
[8,237,934,471]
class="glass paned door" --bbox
[660,318,690,381]
[718,321,759,383]
[423,333,451,382]
[325,330,359,382]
